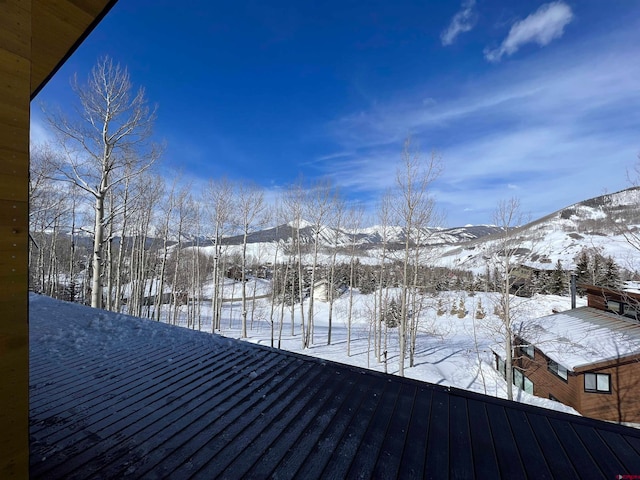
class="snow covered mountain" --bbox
[222,223,503,248]
[221,187,640,271]
[433,187,640,272]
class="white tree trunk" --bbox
[91,193,105,309]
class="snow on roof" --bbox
[29,293,640,478]
[525,307,640,370]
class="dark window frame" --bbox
[547,359,569,382]
[584,372,611,394]
[520,343,535,359]
[512,367,534,394]
[605,297,640,322]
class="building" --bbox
[311,278,343,302]
[500,284,640,424]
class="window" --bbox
[606,299,622,314]
[497,356,506,377]
[514,368,523,388]
[524,376,534,394]
[605,297,640,323]
[513,368,534,394]
[584,372,611,393]
[516,337,534,358]
[521,343,534,359]
[548,359,568,381]
[623,304,639,323]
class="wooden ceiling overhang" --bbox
[31,0,119,99]
[0,1,117,476]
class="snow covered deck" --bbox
[29,294,640,479]
[526,306,640,370]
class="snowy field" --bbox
[31,284,586,417]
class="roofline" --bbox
[573,351,640,372]
[30,0,120,100]
[578,283,640,302]
[224,328,638,436]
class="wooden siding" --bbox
[0,2,32,477]
[518,347,582,409]
[577,357,640,424]
[520,346,640,423]
[581,283,640,312]
[1,0,115,476]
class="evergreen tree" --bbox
[602,256,621,289]
[457,297,466,318]
[574,250,590,294]
[549,260,567,295]
[531,270,548,295]
[382,297,400,328]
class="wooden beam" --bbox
[0,1,30,476]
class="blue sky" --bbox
[32,0,640,227]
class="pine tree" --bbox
[457,297,466,318]
[602,256,621,289]
[383,297,400,328]
[574,249,590,294]
[475,298,486,319]
[550,260,567,295]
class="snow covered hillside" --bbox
[192,187,640,274]
[429,187,640,274]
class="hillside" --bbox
[432,187,640,273]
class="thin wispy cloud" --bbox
[322,30,640,225]
[441,0,478,46]
[484,1,573,62]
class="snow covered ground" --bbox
[30,286,585,417]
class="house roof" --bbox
[30,294,640,479]
[523,306,640,370]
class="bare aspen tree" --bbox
[234,182,266,338]
[490,198,527,401]
[169,186,194,325]
[326,196,346,345]
[345,205,364,357]
[204,178,233,332]
[375,191,396,369]
[407,205,442,367]
[105,188,117,310]
[284,181,307,347]
[268,197,291,346]
[43,56,159,309]
[394,138,441,377]
[267,210,282,347]
[116,172,163,317]
[29,144,70,295]
[153,176,180,321]
[304,179,335,347]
